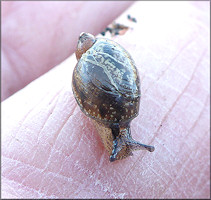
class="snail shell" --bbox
[72,32,154,162]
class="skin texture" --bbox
[2,1,134,101]
[2,1,210,199]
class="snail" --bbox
[72,32,155,162]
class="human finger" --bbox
[2,1,133,101]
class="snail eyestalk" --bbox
[109,126,155,162]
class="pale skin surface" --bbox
[2,1,134,101]
[2,1,210,199]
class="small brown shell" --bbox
[72,33,154,162]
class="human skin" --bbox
[2,1,210,199]
[1,1,134,101]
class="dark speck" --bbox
[101,31,105,36]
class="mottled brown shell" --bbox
[73,36,140,126]
[72,33,154,162]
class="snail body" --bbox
[72,32,154,162]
